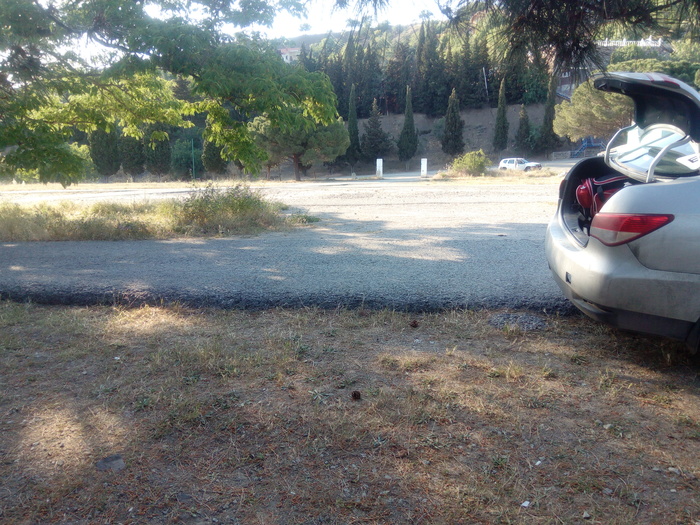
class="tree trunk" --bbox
[292,155,302,181]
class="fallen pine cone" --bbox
[351,390,362,401]
[409,320,419,328]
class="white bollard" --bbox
[421,158,428,178]
[376,159,383,178]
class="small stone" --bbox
[583,511,591,519]
[95,454,126,472]
[521,501,530,508]
[668,467,681,475]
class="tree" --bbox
[144,124,172,176]
[514,105,532,154]
[397,86,419,165]
[344,84,362,168]
[385,42,414,114]
[1,0,338,184]
[119,135,145,176]
[360,99,393,162]
[534,74,560,153]
[171,139,203,179]
[88,127,120,178]
[347,0,700,72]
[441,88,465,156]
[202,140,228,174]
[554,81,634,142]
[252,113,349,181]
[492,78,509,152]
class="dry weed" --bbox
[0,302,699,524]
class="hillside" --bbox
[287,102,548,178]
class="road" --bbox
[0,170,575,313]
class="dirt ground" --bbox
[1,302,699,524]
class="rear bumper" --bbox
[549,269,693,340]
[545,210,700,341]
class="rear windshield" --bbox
[607,124,700,180]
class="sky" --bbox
[253,0,447,39]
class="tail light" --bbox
[590,213,674,246]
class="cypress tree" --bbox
[88,126,120,178]
[441,88,465,156]
[493,78,509,152]
[515,104,532,154]
[360,99,393,162]
[535,74,561,153]
[202,140,227,174]
[118,134,145,176]
[385,42,413,114]
[144,123,172,176]
[397,86,418,165]
[345,83,361,168]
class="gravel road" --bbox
[0,178,573,312]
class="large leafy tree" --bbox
[252,113,349,181]
[1,0,338,184]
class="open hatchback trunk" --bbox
[595,72,700,182]
[560,72,700,245]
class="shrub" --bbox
[448,149,489,176]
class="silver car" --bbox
[545,72,700,353]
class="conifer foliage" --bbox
[344,84,362,167]
[492,78,509,152]
[202,140,228,174]
[118,135,145,176]
[88,127,120,178]
[441,89,465,156]
[397,86,418,164]
[144,124,172,176]
[360,99,393,162]
[515,104,532,154]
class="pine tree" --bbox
[344,84,361,168]
[441,88,465,156]
[397,86,418,164]
[88,126,120,178]
[515,104,532,154]
[493,78,509,152]
[360,99,393,162]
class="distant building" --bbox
[279,47,301,64]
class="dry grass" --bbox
[433,167,562,184]
[1,301,699,524]
[0,185,311,242]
